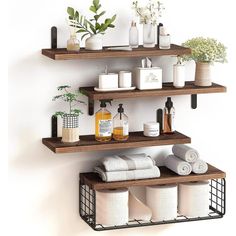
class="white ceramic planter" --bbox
[195,62,212,87]
[85,34,103,50]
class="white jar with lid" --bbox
[144,122,160,137]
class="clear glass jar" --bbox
[159,35,171,49]
[67,34,80,52]
[143,23,155,48]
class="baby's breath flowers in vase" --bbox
[132,0,164,48]
[182,37,227,86]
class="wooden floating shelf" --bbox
[42,131,190,154]
[80,81,227,101]
[80,164,226,190]
[42,44,191,60]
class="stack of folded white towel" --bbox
[94,153,160,182]
[165,144,208,175]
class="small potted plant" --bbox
[182,37,227,86]
[53,85,85,143]
[132,0,164,48]
[67,0,116,50]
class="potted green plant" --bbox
[67,0,116,50]
[53,85,85,143]
[182,37,227,86]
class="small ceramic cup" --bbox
[119,71,132,88]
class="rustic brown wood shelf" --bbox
[42,131,190,154]
[80,81,226,100]
[80,164,226,190]
[42,44,191,60]
[80,82,226,115]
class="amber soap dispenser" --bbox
[163,97,175,134]
[113,104,129,141]
[95,100,112,142]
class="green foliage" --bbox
[67,0,116,41]
[53,85,85,118]
[182,37,227,63]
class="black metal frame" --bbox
[79,178,226,231]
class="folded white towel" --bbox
[94,166,160,182]
[101,153,156,172]
[165,155,192,176]
[172,144,199,163]
[191,159,208,174]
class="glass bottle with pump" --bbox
[163,97,175,134]
[95,100,112,142]
[113,104,129,141]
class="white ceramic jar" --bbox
[144,122,160,137]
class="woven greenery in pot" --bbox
[53,85,85,143]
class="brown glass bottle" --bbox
[163,97,175,134]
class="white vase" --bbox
[85,34,103,50]
[195,62,212,87]
[143,23,155,48]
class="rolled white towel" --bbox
[101,153,155,172]
[172,144,199,163]
[191,159,208,174]
[94,166,160,182]
[165,155,192,176]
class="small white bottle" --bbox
[129,21,139,48]
[173,57,185,88]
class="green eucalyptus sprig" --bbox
[67,0,116,41]
[53,85,85,118]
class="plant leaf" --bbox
[75,11,79,19]
[71,109,83,115]
[87,21,96,34]
[52,95,63,101]
[54,111,65,118]
[67,7,74,17]
[96,4,101,11]
[57,85,71,90]
[89,6,97,13]
[111,14,116,23]
[93,0,99,8]
[95,22,101,30]
[77,29,88,33]
[81,33,90,41]
[108,24,115,28]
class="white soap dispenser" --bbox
[173,57,185,88]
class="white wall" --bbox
[8,0,236,235]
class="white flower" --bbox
[132,0,164,25]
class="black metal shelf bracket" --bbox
[88,98,95,116]
[191,94,197,109]
[51,26,57,49]
[51,115,58,138]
